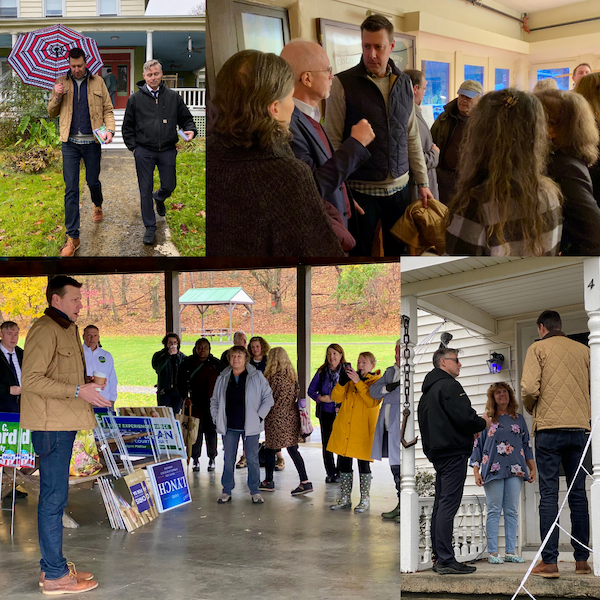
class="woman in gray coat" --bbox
[369,339,402,522]
[210,346,274,504]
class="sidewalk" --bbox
[77,149,179,257]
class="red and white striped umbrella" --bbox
[7,24,103,91]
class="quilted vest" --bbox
[69,74,92,136]
[337,59,412,181]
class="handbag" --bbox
[298,398,314,437]
[175,401,200,461]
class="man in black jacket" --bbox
[0,321,22,413]
[122,59,197,246]
[418,347,489,574]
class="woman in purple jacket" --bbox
[308,343,346,483]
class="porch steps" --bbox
[401,560,600,598]
[102,108,127,151]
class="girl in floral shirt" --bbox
[470,382,535,564]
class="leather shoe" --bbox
[60,236,80,257]
[143,228,156,245]
[40,568,93,587]
[42,572,97,595]
[531,560,560,578]
[576,561,592,574]
[93,206,103,222]
[153,192,166,217]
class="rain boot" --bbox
[382,501,401,520]
[330,472,353,510]
[354,473,372,513]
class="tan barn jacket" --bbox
[20,308,95,432]
[521,331,590,433]
[47,71,115,143]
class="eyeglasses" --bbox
[442,357,460,363]
[303,67,333,75]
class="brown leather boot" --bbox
[59,236,80,257]
[531,560,560,578]
[42,571,98,595]
[93,206,103,222]
[40,568,93,587]
[576,561,592,574]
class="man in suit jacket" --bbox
[280,40,375,252]
[0,321,23,413]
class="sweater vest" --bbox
[69,77,92,137]
[337,61,412,181]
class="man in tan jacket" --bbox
[21,276,112,595]
[48,47,115,257]
[521,310,591,579]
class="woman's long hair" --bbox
[249,336,271,357]
[574,72,600,130]
[538,88,600,166]
[485,382,519,423]
[445,88,558,255]
[212,49,294,150]
[317,343,346,373]
[265,347,298,382]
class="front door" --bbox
[100,52,131,109]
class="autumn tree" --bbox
[335,264,389,314]
[250,269,293,314]
[189,1,205,15]
[0,277,47,321]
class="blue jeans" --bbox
[484,476,523,554]
[32,430,77,580]
[535,428,590,563]
[221,429,260,495]
[61,141,102,238]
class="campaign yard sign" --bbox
[146,458,191,513]
[0,412,35,468]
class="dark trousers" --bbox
[157,389,183,415]
[134,145,177,231]
[264,445,308,482]
[391,464,400,499]
[535,429,590,563]
[319,410,338,478]
[351,186,410,256]
[431,454,469,566]
[191,417,217,462]
[109,92,116,107]
[338,456,371,474]
[32,430,77,580]
[0,394,20,413]
[61,141,102,238]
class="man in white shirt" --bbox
[82,325,117,403]
[0,321,22,413]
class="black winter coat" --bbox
[417,368,486,462]
[122,81,197,152]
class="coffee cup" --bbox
[93,371,107,391]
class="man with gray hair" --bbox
[122,59,197,245]
[418,347,489,574]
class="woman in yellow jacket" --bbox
[328,352,381,513]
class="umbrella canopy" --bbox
[8,24,104,91]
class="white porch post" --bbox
[146,31,154,61]
[584,257,600,576]
[401,294,419,572]
[11,33,18,47]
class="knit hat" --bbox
[457,79,483,98]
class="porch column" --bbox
[11,33,18,47]
[584,258,600,576]
[164,271,180,337]
[401,294,419,573]
[146,31,154,61]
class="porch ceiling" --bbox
[402,257,586,334]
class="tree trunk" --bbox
[121,274,128,305]
[103,276,120,323]
[151,283,160,319]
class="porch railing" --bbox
[173,87,206,108]
[418,495,487,570]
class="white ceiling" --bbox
[496,0,587,13]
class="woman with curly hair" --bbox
[470,382,535,564]
[308,343,347,482]
[260,347,313,495]
[536,89,600,255]
[445,88,562,256]
[207,49,342,257]
[249,336,270,373]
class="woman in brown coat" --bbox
[260,347,313,495]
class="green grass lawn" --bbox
[0,151,65,256]
[107,334,397,421]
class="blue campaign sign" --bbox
[101,416,154,455]
[147,458,191,513]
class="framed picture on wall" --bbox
[317,18,415,76]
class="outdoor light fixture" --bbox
[111,36,119,40]
[487,352,504,374]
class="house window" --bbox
[464,64,484,86]
[98,0,118,16]
[45,0,62,16]
[422,60,449,122]
[537,67,569,90]
[495,68,509,90]
[0,0,18,17]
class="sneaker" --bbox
[217,493,231,504]
[504,553,525,563]
[488,554,504,564]
[40,563,93,587]
[92,206,103,222]
[236,456,247,469]
[60,236,80,257]
[251,493,264,504]
[274,456,285,471]
[208,459,215,472]
[42,571,98,595]
[153,192,166,217]
[436,561,477,575]
[259,480,275,492]
[291,482,313,496]
[143,228,156,245]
